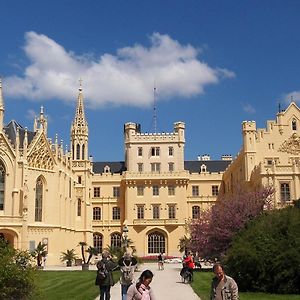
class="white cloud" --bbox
[4,31,234,108]
[284,91,300,104]
[243,103,256,114]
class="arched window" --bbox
[93,233,103,253]
[82,144,85,160]
[110,233,121,248]
[76,144,80,160]
[77,199,81,216]
[0,162,5,210]
[35,178,43,221]
[148,232,165,254]
[192,206,200,219]
[93,207,101,220]
[292,119,297,131]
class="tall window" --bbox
[280,183,290,202]
[137,205,144,219]
[138,147,143,156]
[192,206,200,219]
[112,207,120,220]
[76,144,80,160]
[35,178,43,222]
[292,119,297,131]
[93,233,103,253]
[168,147,174,156]
[151,147,160,156]
[137,186,144,196]
[111,233,122,248]
[94,187,100,198]
[152,205,160,219]
[0,162,5,210]
[168,163,174,172]
[113,187,120,198]
[138,163,143,172]
[212,185,219,196]
[152,186,159,196]
[78,176,82,184]
[151,163,160,172]
[93,207,101,220]
[148,232,165,254]
[82,144,85,160]
[192,185,199,197]
[168,205,176,219]
[77,198,81,216]
[168,186,175,196]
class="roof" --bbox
[3,120,36,147]
[184,160,231,173]
[93,161,127,174]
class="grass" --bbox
[190,271,300,300]
[30,270,121,300]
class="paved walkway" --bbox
[95,262,200,300]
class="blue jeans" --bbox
[121,284,130,300]
[99,285,111,300]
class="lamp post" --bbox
[123,225,129,249]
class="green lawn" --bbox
[30,270,121,300]
[190,271,300,300]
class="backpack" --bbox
[96,261,108,283]
[122,261,134,284]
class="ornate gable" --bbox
[279,133,300,155]
[27,132,56,170]
[0,132,15,159]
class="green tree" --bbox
[224,205,300,294]
[178,235,191,253]
[0,239,37,299]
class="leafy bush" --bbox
[224,206,300,294]
[0,239,37,299]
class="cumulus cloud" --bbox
[284,91,300,104]
[243,103,256,114]
[4,31,234,108]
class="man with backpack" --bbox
[118,251,137,300]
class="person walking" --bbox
[157,253,164,270]
[118,251,138,300]
[127,269,156,300]
[210,263,239,300]
[96,251,117,300]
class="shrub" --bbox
[224,206,300,294]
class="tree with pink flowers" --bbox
[189,185,274,259]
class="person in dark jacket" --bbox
[96,251,117,300]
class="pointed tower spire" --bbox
[0,78,5,130]
[71,79,89,161]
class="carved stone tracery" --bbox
[279,133,300,155]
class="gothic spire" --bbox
[0,78,5,130]
[73,79,88,130]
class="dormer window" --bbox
[200,164,207,173]
[292,119,297,131]
[104,165,110,173]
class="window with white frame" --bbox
[138,163,143,172]
[113,186,120,198]
[151,163,161,172]
[112,207,120,220]
[148,232,165,254]
[137,205,144,219]
[152,205,160,219]
[93,233,103,253]
[212,185,219,196]
[168,162,174,172]
[151,147,160,156]
[168,186,175,196]
[94,187,100,198]
[93,207,101,220]
[138,147,143,156]
[168,205,176,219]
[280,183,291,202]
[192,185,199,197]
[168,146,174,156]
[137,186,144,196]
[192,206,200,219]
[152,185,159,196]
[111,233,121,248]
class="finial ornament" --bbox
[79,78,83,91]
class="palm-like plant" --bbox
[33,242,47,267]
[86,246,98,264]
[178,235,191,254]
[61,249,77,267]
[78,241,87,264]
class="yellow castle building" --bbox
[0,80,298,265]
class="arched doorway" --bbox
[0,229,19,248]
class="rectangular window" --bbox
[138,163,143,172]
[113,187,120,198]
[112,207,121,220]
[280,183,290,202]
[137,205,144,219]
[212,185,219,196]
[77,198,81,217]
[152,205,160,219]
[153,185,159,196]
[137,186,144,196]
[168,205,176,219]
[168,186,175,196]
[168,162,174,172]
[151,147,160,156]
[192,206,200,219]
[78,176,82,184]
[93,207,101,220]
[151,163,161,172]
[192,185,199,197]
[138,147,143,156]
[169,147,174,156]
[94,187,100,198]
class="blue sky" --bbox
[1,1,300,161]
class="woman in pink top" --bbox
[127,269,156,300]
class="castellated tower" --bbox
[242,121,257,181]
